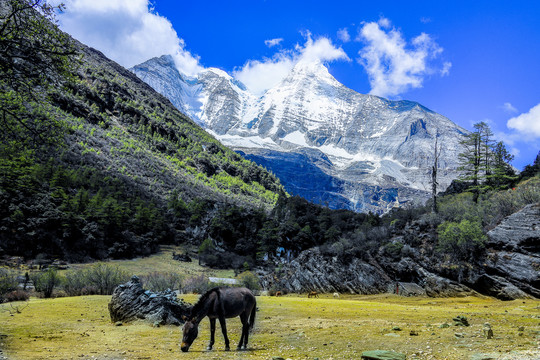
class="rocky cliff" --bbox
[262,203,540,300]
[131,56,468,213]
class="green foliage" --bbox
[458,122,516,201]
[236,271,261,291]
[140,272,183,292]
[81,263,129,295]
[0,0,76,149]
[62,263,129,296]
[437,219,486,260]
[0,268,18,302]
[31,268,61,298]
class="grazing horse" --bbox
[333,292,339,298]
[180,287,256,352]
[307,291,319,298]
[275,291,282,297]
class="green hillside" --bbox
[0,0,285,261]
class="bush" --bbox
[0,268,18,302]
[5,289,30,302]
[236,271,260,290]
[62,263,129,296]
[437,219,486,261]
[181,274,210,294]
[140,272,183,292]
[63,269,97,296]
[84,263,129,295]
[32,268,62,298]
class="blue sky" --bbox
[56,0,540,169]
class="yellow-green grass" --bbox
[66,245,235,279]
[1,294,538,359]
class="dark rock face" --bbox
[487,203,540,254]
[262,249,474,296]
[264,204,539,300]
[108,276,192,326]
[483,203,540,298]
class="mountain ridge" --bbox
[131,55,468,213]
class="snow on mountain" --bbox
[131,55,467,213]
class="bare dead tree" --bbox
[431,134,441,213]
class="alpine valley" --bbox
[132,55,468,213]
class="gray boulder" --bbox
[487,203,540,254]
[483,203,540,298]
[108,276,192,326]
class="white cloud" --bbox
[507,103,540,138]
[378,17,391,29]
[265,38,284,47]
[440,61,452,76]
[337,28,351,42]
[501,102,518,113]
[356,19,447,98]
[234,53,296,95]
[56,0,203,75]
[297,32,350,63]
[234,33,349,95]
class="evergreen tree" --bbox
[520,151,540,180]
[458,122,505,201]
[458,126,482,202]
[488,141,517,189]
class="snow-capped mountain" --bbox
[131,55,467,213]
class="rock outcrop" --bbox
[108,276,192,326]
[262,248,475,296]
[483,203,540,298]
[263,204,540,300]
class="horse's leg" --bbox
[242,312,250,350]
[237,313,248,350]
[218,316,230,351]
[207,318,216,350]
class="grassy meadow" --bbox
[1,293,539,360]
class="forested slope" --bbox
[0,0,285,261]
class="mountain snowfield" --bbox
[131,55,468,213]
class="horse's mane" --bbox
[190,287,221,318]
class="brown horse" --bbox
[308,291,319,298]
[180,287,256,352]
[275,291,282,297]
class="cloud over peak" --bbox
[234,33,349,95]
[56,0,203,76]
[357,18,449,98]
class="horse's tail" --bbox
[249,298,256,332]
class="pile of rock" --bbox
[108,276,192,326]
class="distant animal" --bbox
[180,287,256,352]
[275,291,282,297]
[308,291,319,298]
[333,292,339,298]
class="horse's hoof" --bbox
[206,346,213,351]
[225,347,230,351]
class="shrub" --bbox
[437,219,486,261]
[84,263,129,295]
[140,272,183,292]
[236,271,260,291]
[0,268,18,302]
[5,289,30,302]
[63,269,91,296]
[181,274,210,294]
[32,268,62,298]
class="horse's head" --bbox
[180,317,198,352]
